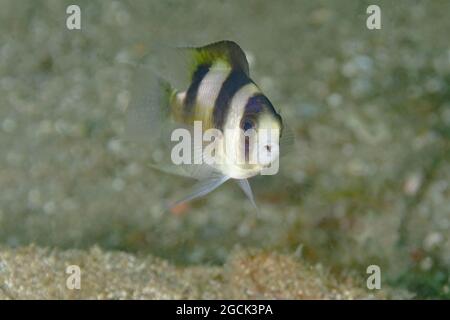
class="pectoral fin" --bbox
[279,121,295,157]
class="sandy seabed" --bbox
[0,245,387,299]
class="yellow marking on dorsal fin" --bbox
[191,40,250,76]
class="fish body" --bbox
[128,41,284,210]
[169,41,282,179]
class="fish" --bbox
[126,40,291,211]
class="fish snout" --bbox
[258,142,279,166]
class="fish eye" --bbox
[242,118,255,132]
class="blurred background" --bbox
[0,0,449,298]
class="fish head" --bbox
[239,94,282,168]
[219,94,282,178]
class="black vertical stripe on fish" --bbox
[213,70,251,130]
[244,94,275,115]
[243,93,282,126]
[184,64,211,117]
[243,94,265,115]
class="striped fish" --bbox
[127,41,285,211]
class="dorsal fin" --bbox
[193,40,250,76]
[137,41,249,91]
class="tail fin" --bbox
[125,64,176,145]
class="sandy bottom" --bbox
[0,245,385,299]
